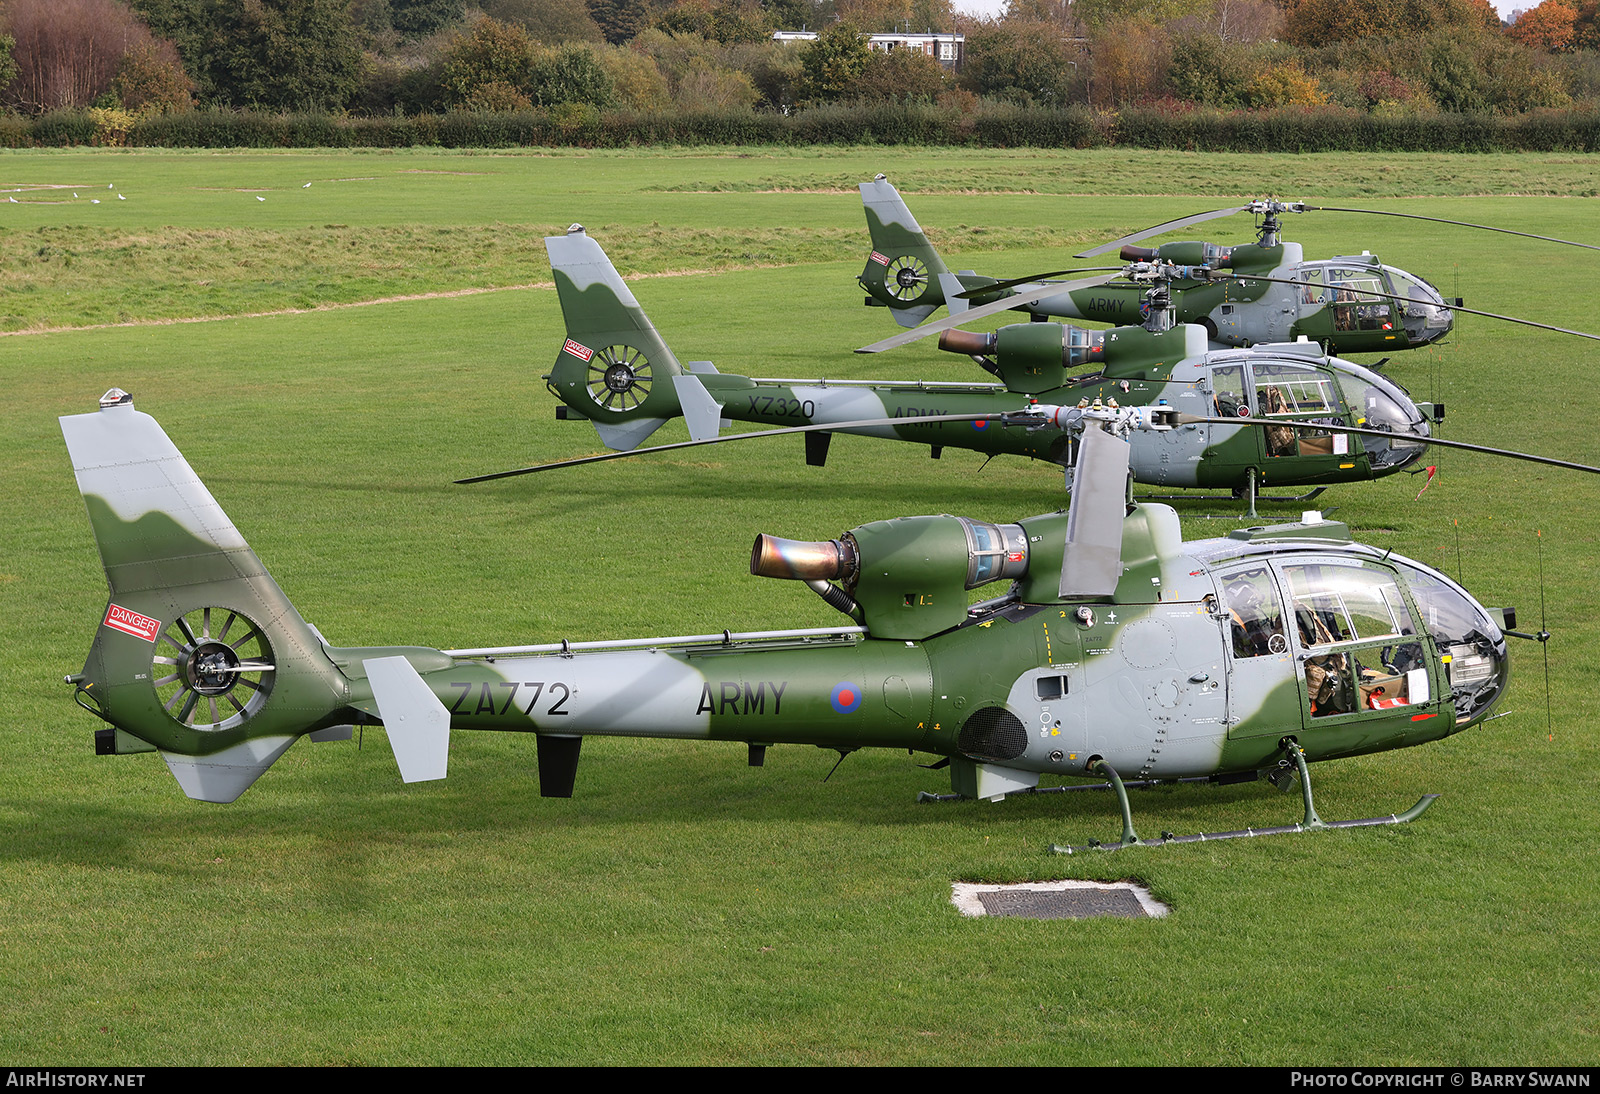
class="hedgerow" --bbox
[0,103,1594,151]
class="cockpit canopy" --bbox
[1299,258,1454,345]
[1208,353,1430,470]
[1211,547,1507,726]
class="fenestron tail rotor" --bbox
[151,607,276,731]
[884,255,931,302]
[588,344,654,412]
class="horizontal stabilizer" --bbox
[938,273,970,316]
[365,655,450,783]
[673,375,725,443]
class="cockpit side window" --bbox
[1212,363,1247,419]
[1221,564,1288,658]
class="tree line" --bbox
[0,0,1596,126]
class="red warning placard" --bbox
[104,604,161,642]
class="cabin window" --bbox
[1325,267,1393,332]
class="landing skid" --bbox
[1046,747,1438,854]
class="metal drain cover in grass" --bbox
[951,880,1169,919]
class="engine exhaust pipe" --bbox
[750,534,856,582]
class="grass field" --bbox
[1,147,1597,1065]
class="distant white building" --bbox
[773,30,965,70]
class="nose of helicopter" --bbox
[1390,270,1454,345]
[1335,363,1431,471]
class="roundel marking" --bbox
[831,681,863,714]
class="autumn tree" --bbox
[112,38,193,112]
[441,14,536,103]
[960,19,1082,105]
[480,0,603,42]
[1002,0,1082,32]
[655,0,772,42]
[586,0,652,44]
[130,0,363,108]
[844,43,948,100]
[1245,61,1326,106]
[2,0,163,111]
[1087,19,1170,106]
[795,21,870,101]
[377,0,464,39]
[1507,0,1579,51]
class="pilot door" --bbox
[1247,360,1356,470]
[1279,559,1443,755]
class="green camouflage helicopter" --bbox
[64,389,1558,849]
[858,175,1595,355]
[511,225,1440,511]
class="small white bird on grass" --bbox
[256,195,265,202]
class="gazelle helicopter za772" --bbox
[490,225,1443,512]
[62,387,1582,850]
[857,175,1597,355]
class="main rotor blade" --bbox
[1174,414,1600,475]
[857,272,1120,354]
[1215,272,1600,342]
[1304,206,1599,250]
[954,266,1123,298]
[456,413,1014,483]
[1075,206,1249,258]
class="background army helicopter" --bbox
[507,225,1444,512]
[64,390,1560,850]
[858,175,1596,355]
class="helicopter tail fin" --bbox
[859,175,950,328]
[60,391,360,802]
[545,225,688,450]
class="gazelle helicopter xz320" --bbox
[63,388,1561,849]
[502,225,1440,509]
[858,175,1597,355]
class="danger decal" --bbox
[563,338,594,362]
[104,604,160,643]
[869,251,889,267]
